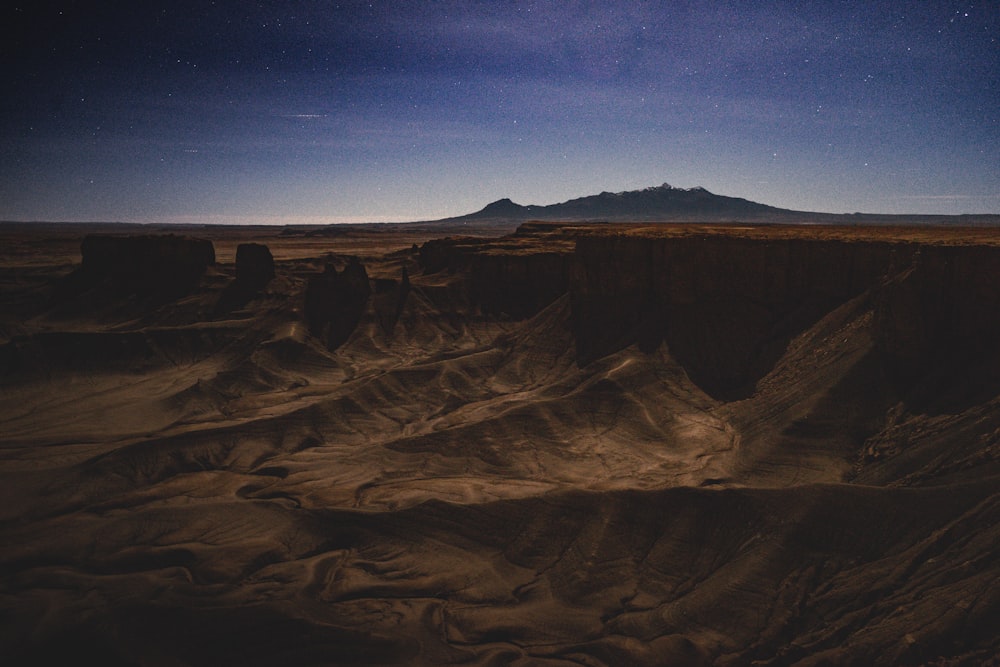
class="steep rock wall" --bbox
[372,267,411,334]
[874,245,1000,409]
[79,234,215,297]
[418,238,477,275]
[417,230,1000,403]
[214,243,276,313]
[304,259,371,351]
[418,237,573,319]
[571,234,1000,402]
[571,235,917,399]
[234,242,275,290]
[469,252,573,319]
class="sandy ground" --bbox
[1,222,999,665]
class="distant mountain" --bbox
[445,183,793,224]
[293,183,1000,237]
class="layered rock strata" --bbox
[418,225,1000,402]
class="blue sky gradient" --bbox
[2,1,997,223]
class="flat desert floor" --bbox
[1,221,999,665]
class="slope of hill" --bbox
[406,183,1000,231]
[2,222,1000,665]
[445,183,789,225]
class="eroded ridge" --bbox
[1,222,999,665]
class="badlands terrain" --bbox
[2,219,1000,665]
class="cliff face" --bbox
[7,223,1000,666]
[234,242,275,290]
[214,242,276,314]
[78,234,215,297]
[874,246,1000,408]
[418,238,470,275]
[415,226,1000,403]
[304,259,371,350]
[469,252,573,319]
[571,235,917,398]
[372,267,411,334]
[418,238,573,319]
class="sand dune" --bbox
[2,222,999,665]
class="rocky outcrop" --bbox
[469,251,573,319]
[418,237,477,275]
[234,243,275,290]
[418,237,573,319]
[372,267,411,335]
[414,226,1000,403]
[571,231,1000,402]
[571,235,915,399]
[79,234,215,297]
[304,258,371,350]
[441,183,794,225]
[874,246,1000,408]
[213,243,275,313]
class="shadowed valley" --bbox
[2,211,1000,665]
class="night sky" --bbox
[2,1,998,224]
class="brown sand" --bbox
[1,221,999,665]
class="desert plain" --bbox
[1,219,1000,665]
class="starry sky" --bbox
[2,1,998,224]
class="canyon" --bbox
[1,220,999,665]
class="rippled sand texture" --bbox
[2,222,999,665]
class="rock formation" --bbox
[234,242,275,290]
[213,242,276,313]
[468,251,572,319]
[372,266,411,335]
[873,246,1000,409]
[571,234,913,398]
[415,224,1000,404]
[418,236,573,319]
[5,222,1000,666]
[78,234,215,297]
[418,237,474,275]
[304,258,371,350]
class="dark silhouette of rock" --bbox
[874,246,1000,409]
[214,243,275,313]
[571,235,913,399]
[570,231,1000,404]
[77,234,215,298]
[234,243,275,290]
[385,225,1000,405]
[439,183,792,225]
[418,237,472,274]
[372,266,411,335]
[417,236,573,319]
[422,182,1000,229]
[304,258,371,350]
[469,251,572,319]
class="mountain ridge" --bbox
[282,183,1000,237]
[449,182,789,223]
[405,183,1000,232]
